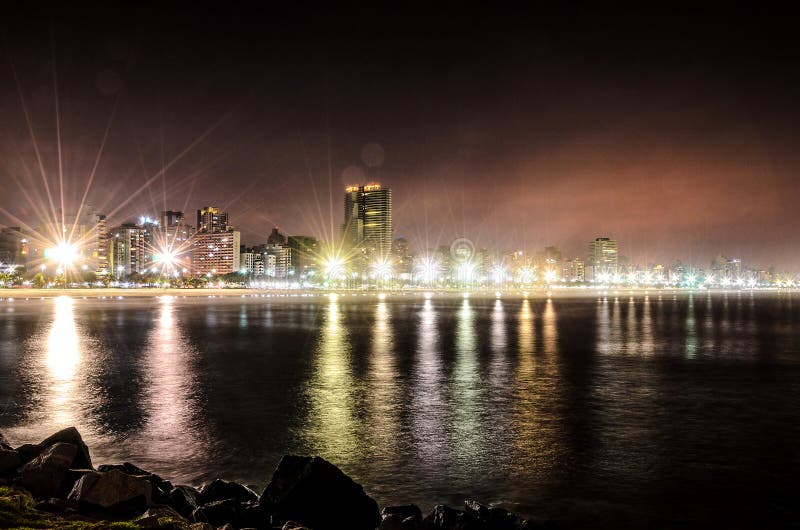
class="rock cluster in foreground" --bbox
[0,427,556,529]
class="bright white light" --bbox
[371,260,393,280]
[517,266,535,284]
[416,257,439,284]
[323,257,346,280]
[544,269,558,284]
[491,265,507,285]
[46,242,79,268]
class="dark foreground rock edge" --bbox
[0,427,559,529]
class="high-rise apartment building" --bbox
[110,223,144,277]
[191,231,241,276]
[197,207,229,233]
[95,215,109,275]
[342,184,392,257]
[191,206,239,276]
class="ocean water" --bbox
[1,292,798,529]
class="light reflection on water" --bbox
[0,294,799,529]
[45,296,81,427]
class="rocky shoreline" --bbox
[1,428,556,529]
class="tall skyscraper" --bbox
[342,183,392,257]
[587,237,618,277]
[197,207,229,233]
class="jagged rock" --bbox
[0,431,10,449]
[18,442,78,498]
[137,505,187,528]
[381,504,424,529]
[0,447,21,475]
[463,500,530,530]
[191,498,240,526]
[68,468,153,515]
[38,427,93,469]
[199,478,258,504]
[260,455,380,530]
[170,484,202,518]
[422,504,481,530]
[98,462,173,503]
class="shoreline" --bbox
[0,427,546,530]
[0,286,788,302]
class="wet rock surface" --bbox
[1,427,547,530]
[260,455,381,530]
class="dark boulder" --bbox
[259,455,380,530]
[16,443,44,465]
[191,498,240,526]
[0,431,10,449]
[68,469,153,515]
[97,462,173,503]
[381,504,424,529]
[0,447,21,476]
[199,478,258,504]
[38,427,93,469]
[422,504,481,530]
[169,484,202,518]
[463,500,531,530]
[18,442,78,498]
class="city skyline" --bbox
[1,5,799,268]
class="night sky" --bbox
[1,3,798,267]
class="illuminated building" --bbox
[587,237,618,280]
[191,230,241,276]
[95,215,109,275]
[562,258,585,282]
[342,183,392,258]
[265,244,291,277]
[196,206,229,233]
[110,223,144,277]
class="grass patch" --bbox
[0,486,170,529]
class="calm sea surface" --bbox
[1,292,799,528]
